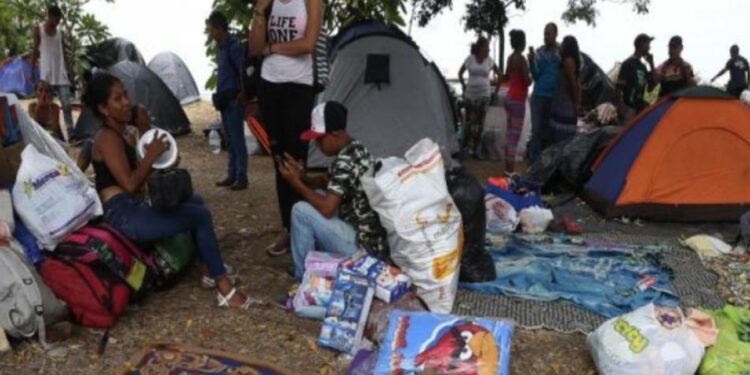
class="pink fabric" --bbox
[685,309,719,347]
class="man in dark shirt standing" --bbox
[208,11,248,191]
[654,36,696,98]
[617,34,656,120]
[712,45,750,98]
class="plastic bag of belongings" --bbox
[588,303,716,375]
[363,138,463,314]
[0,93,102,250]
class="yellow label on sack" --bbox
[432,228,464,281]
[614,318,649,353]
[125,260,147,290]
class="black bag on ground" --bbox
[147,169,193,211]
[446,166,496,283]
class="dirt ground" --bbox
[1,100,652,375]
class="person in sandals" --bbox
[82,72,259,310]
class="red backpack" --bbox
[39,256,130,330]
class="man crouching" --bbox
[278,101,389,279]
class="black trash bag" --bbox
[446,166,496,283]
[524,126,620,194]
[738,211,750,248]
[580,52,618,112]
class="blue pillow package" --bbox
[318,269,375,354]
[374,311,514,375]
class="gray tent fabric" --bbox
[73,61,190,140]
[84,37,145,69]
[308,22,459,169]
[148,52,201,105]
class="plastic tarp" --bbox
[148,52,200,105]
[580,52,618,112]
[524,126,620,192]
[73,61,190,140]
[0,57,38,97]
[84,37,145,69]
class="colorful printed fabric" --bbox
[504,99,526,163]
[461,236,679,318]
[121,343,295,375]
[704,252,750,308]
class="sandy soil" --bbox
[0,100,652,375]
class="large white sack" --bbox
[516,99,532,162]
[362,138,463,313]
[12,145,100,250]
[587,303,705,375]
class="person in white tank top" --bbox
[32,5,74,134]
[249,0,323,256]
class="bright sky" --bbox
[85,0,749,96]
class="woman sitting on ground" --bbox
[28,80,63,141]
[83,72,258,309]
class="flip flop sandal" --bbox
[216,288,263,310]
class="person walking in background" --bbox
[458,37,502,159]
[617,34,656,120]
[526,23,560,163]
[712,45,749,98]
[249,0,323,257]
[208,11,249,191]
[31,5,74,136]
[654,36,696,98]
[549,36,581,145]
[504,30,531,174]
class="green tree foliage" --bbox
[0,0,112,91]
[204,0,406,89]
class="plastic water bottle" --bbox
[208,129,221,155]
[243,123,259,155]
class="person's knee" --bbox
[291,201,317,225]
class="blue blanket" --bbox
[460,236,679,318]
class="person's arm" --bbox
[27,102,37,118]
[259,0,323,57]
[521,56,532,86]
[98,130,168,194]
[528,48,540,80]
[684,63,697,87]
[230,40,246,99]
[249,0,272,56]
[645,54,657,91]
[458,64,467,92]
[279,153,341,217]
[563,58,581,109]
[492,62,502,95]
[132,105,152,135]
[711,67,728,82]
[51,105,61,135]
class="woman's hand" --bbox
[145,132,169,159]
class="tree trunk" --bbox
[498,25,505,75]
